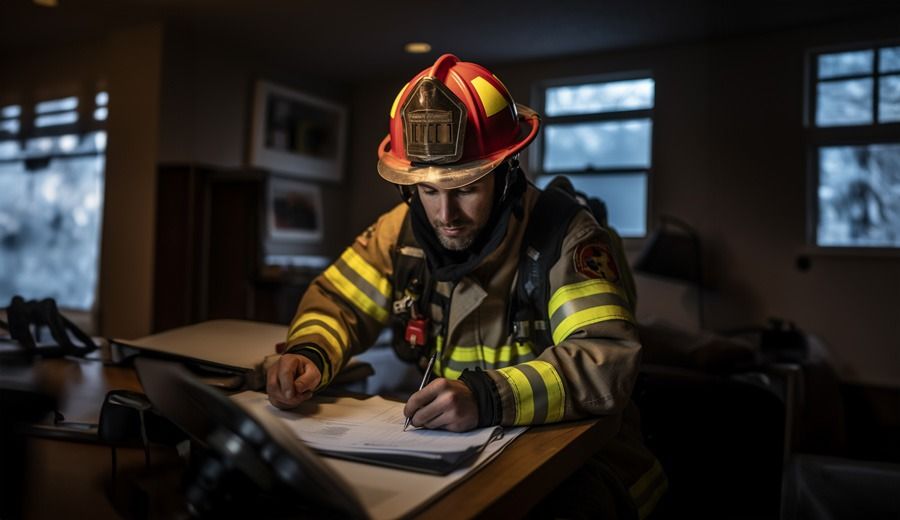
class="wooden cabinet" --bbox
[153,165,312,331]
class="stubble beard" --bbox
[431,220,478,251]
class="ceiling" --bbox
[3,0,899,81]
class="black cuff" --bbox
[284,344,326,376]
[459,368,502,428]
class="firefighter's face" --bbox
[417,175,495,251]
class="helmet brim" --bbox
[377,104,540,190]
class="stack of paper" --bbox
[231,392,506,475]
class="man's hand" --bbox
[403,378,478,432]
[266,353,322,409]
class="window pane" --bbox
[0,155,105,309]
[545,79,654,116]
[536,173,647,237]
[0,119,19,135]
[817,144,900,247]
[2,105,21,118]
[816,78,872,126]
[543,119,651,171]
[818,50,873,79]
[879,46,900,73]
[879,75,900,123]
[35,111,78,127]
[35,96,78,114]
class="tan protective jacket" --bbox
[287,185,665,517]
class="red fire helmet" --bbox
[377,54,540,189]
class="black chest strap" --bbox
[511,178,590,351]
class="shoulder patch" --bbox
[574,242,620,282]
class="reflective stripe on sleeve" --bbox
[288,312,349,385]
[629,459,668,519]
[548,279,634,344]
[496,360,566,425]
[322,248,391,323]
[444,343,536,375]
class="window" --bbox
[0,89,108,310]
[809,45,900,248]
[533,75,654,237]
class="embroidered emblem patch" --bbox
[574,242,620,282]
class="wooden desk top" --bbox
[19,355,619,519]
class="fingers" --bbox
[294,361,322,395]
[405,379,478,432]
[266,354,321,409]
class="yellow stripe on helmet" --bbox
[390,82,409,119]
[471,76,509,117]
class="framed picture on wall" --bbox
[267,176,324,243]
[249,80,347,181]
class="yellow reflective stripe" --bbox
[639,480,667,520]
[341,248,391,300]
[531,361,566,422]
[448,343,535,365]
[630,460,667,519]
[497,361,565,425]
[390,82,409,119]
[323,266,388,323]
[291,312,348,347]
[471,76,509,117]
[551,305,634,345]
[548,279,626,317]
[433,335,444,376]
[498,366,534,424]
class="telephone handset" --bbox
[135,358,367,518]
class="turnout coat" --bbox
[285,184,666,517]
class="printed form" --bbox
[231,391,502,456]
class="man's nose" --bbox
[438,193,459,223]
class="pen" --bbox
[403,351,437,431]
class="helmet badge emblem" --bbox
[402,77,466,164]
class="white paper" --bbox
[230,391,527,519]
[232,391,499,456]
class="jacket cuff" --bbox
[459,368,502,428]
[284,343,327,380]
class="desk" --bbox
[14,356,618,519]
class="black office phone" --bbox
[136,358,367,518]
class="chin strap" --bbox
[499,156,520,205]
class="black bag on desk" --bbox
[1,295,97,359]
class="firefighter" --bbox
[266,54,665,518]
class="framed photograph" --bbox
[249,80,347,181]
[267,176,324,243]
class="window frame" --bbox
[804,41,900,253]
[0,84,109,317]
[530,70,655,239]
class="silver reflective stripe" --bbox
[334,256,390,310]
[549,291,631,336]
[517,363,549,424]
